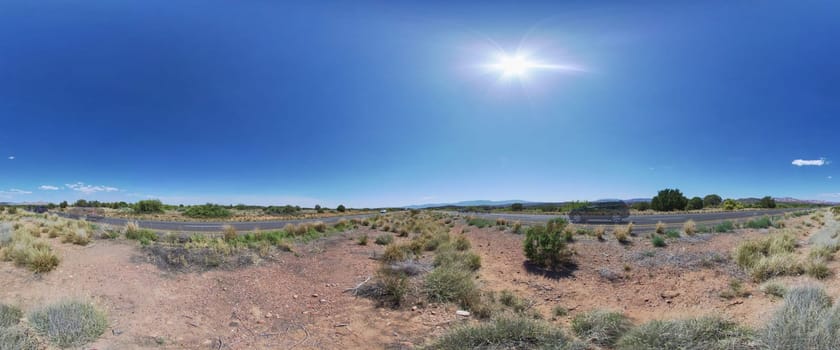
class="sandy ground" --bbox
[1,210,836,349]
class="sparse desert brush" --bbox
[495,217,507,226]
[594,225,605,240]
[809,244,839,261]
[429,316,582,350]
[381,243,412,263]
[760,286,840,349]
[572,309,632,347]
[715,220,735,232]
[614,225,630,243]
[0,326,39,350]
[29,300,107,348]
[374,234,392,245]
[735,233,801,281]
[62,229,91,246]
[512,221,522,234]
[28,246,60,272]
[651,235,666,247]
[222,225,237,241]
[655,221,665,234]
[374,267,408,306]
[433,249,481,271]
[125,221,140,234]
[453,234,470,251]
[805,258,831,279]
[760,281,786,298]
[356,233,368,245]
[683,219,696,235]
[1,231,60,273]
[616,316,753,350]
[424,264,480,308]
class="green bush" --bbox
[687,196,704,210]
[467,218,493,228]
[428,316,584,350]
[434,249,481,271]
[523,219,573,269]
[616,316,753,350]
[571,309,632,347]
[714,220,735,232]
[703,194,722,207]
[735,233,801,281]
[134,199,164,213]
[337,204,346,212]
[745,216,773,229]
[651,235,666,247]
[651,188,688,211]
[374,234,393,245]
[761,286,839,349]
[183,204,231,218]
[29,301,107,348]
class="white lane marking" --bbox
[183,225,224,228]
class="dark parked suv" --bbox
[568,200,630,223]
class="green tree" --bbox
[74,199,88,207]
[511,203,524,211]
[703,194,722,208]
[650,189,688,212]
[758,196,777,209]
[686,197,704,210]
[135,199,164,213]
[631,202,650,211]
[722,199,743,211]
[337,204,346,212]
[315,204,323,213]
[59,201,68,209]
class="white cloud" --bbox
[829,176,834,180]
[819,193,840,198]
[792,158,828,166]
[0,189,32,195]
[39,185,60,190]
[7,156,14,160]
[65,182,119,194]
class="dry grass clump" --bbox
[222,225,237,241]
[616,316,753,350]
[613,225,630,243]
[760,286,840,349]
[655,221,665,234]
[29,300,107,348]
[0,326,40,350]
[683,219,697,235]
[428,316,584,350]
[594,225,606,240]
[0,303,23,327]
[61,229,91,246]
[734,233,802,281]
[0,231,60,273]
[571,309,632,347]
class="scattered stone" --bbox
[455,310,470,317]
[265,313,272,318]
[112,329,124,336]
[320,299,327,303]
[293,295,298,299]
[661,290,681,299]
[411,306,417,311]
[312,294,319,298]
[228,321,240,327]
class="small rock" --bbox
[431,311,436,315]
[293,295,298,299]
[456,310,471,317]
[320,299,327,303]
[265,313,272,318]
[112,329,123,336]
[228,321,240,327]
[661,290,680,299]
[312,294,319,298]
[411,306,417,311]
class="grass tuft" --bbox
[571,309,632,347]
[428,316,583,350]
[29,300,107,348]
[616,316,753,350]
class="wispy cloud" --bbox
[792,158,828,167]
[829,176,834,180]
[819,193,840,198]
[65,182,119,194]
[0,189,32,195]
[39,185,60,190]
[7,156,14,160]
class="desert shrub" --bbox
[375,267,408,306]
[651,235,666,247]
[665,229,680,238]
[134,199,164,213]
[29,301,107,348]
[1,232,60,273]
[523,220,573,269]
[571,309,632,347]
[735,233,801,281]
[655,221,665,234]
[222,225,237,241]
[498,290,528,313]
[0,327,39,350]
[374,234,393,245]
[683,219,696,235]
[62,230,90,246]
[614,225,630,243]
[453,234,470,251]
[719,279,751,299]
[703,194,723,207]
[806,258,831,279]
[594,226,605,240]
[553,305,569,317]
[357,234,369,245]
[809,244,839,261]
[0,304,22,327]
[687,196,704,210]
[434,249,481,271]
[183,204,231,218]
[761,282,787,298]
[425,265,479,308]
[746,216,773,229]
[381,243,412,263]
[495,217,508,226]
[125,226,158,243]
[28,246,61,273]
[512,221,523,234]
[7,207,17,214]
[760,286,837,349]
[616,316,753,350]
[467,218,493,228]
[715,220,735,232]
[428,316,583,350]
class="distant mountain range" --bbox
[404,197,838,208]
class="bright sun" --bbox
[496,55,534,77]
[483,51,583,81]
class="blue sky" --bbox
[1,0,838,207]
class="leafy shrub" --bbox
[703,194,723,207]
[467,218,493,228]
[357,234,369,245]
[523,219,573,269]
[134,199,164,213]
[616,316,753,350]
[760,286,840,349]
[428,316,583,350]
[453,234,470,250]
[745,216,773,229]
[651,235,666,247]
[722,199,743,211]
[0,304,22,327]
[665,229,680,238]
[686,196,704,210]
[184,204,231,218]
[761,282,786,298]
[29,301,107,348]
[572,310,632,347]
[263,205,299,215]
[337,204,346,212]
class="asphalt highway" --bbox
[56,212,377,232]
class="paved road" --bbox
[451,208,801,227]
[56,212,378,232]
